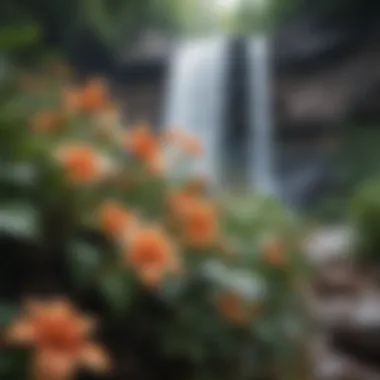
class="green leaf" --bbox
[162,329,205,362]
[0,353,16,377]
[0,349,30,378]
[0,203,39,239]
[68,241,102,291]
[98,271,131,317]
[0,163,37,187]
[158,275,189,304]
[0,304,18,327]
[0,23,41,51]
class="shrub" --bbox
[349,179,380,265]
[0,69,309,380]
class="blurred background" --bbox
[3,0,380,379]
[3,0,380,217]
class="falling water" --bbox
[164,37,229,186]
[247,35,278,196]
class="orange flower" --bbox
[217,292,260,325]
[217,292,249,325]
[181,135,203,157]
[145,151,165,176]
[124,123,160,161]
[56,145,107,184]
[124,124,165,175]
[80,79,110,112]
[166,188,199,220]
[6,298,110,380]
[262,238,287,267]
[62,88,83,113]
[49,61,72,78]
[183,175,208,195]
[31,111,63,132]
[180,199,219,248]
[125,226,179,287]
[94,104,121,139]
[164,129,203,157]
[99,201,137,239]
[62,79,110,113]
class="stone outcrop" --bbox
[306,226,380,378]
[274,0,380,130]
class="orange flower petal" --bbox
[263,239,286,266]
[166,189,199,220]
[179,199,219,248]
[18,298,95,353]
[79,343,111,373]
[62,88,82,113]
[146,152,165,175]
[180,136,203,157]
[76,315,97,336]
[31,111,63,132]
[139,265,166,288]
[183,175,208,195]
[23,297,74,320]
[217,292,249,325]
[124,124,160,161]
[127,227,174,268]
[40,298,76,318]
[126,226,179,287]
[99,201,137,239]
[81,79,109,112]
[33,349,77,380]
[56,145,104,184]
[164,129,202,157]
[23,299,46,317]
[6,318,35,345]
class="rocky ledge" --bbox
[306,225,380,379]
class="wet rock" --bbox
[308,294,355,329]
[313,270,380,372]
[312,335,380,380]
[312,260,362,297]
[305,226,355,266]
[332,325,380,371]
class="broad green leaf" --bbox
[68,241,103,291]
[0,163,37,187]
[0,23,41,51]
[0,304,18,327]
[0,354,16,377]
[98,271,131,317]
[0,203,39,239]
[158,275,188,304]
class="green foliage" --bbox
[349,179,380,265]
[0,23,41,52]
[68,240,104,291]
[0,71,309,380]
[98,269,133,317]
[308,127,380,223]
[0,304,19,327]
[0,203,39,240]
[339,128,380,191]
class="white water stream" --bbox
[164,37,229,186]
[248,35,278,196]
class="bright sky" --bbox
[215,0,267,11]
[215,0,240,11]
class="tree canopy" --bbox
[0,0,375,65]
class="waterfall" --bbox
[247,36,278,196]
[280,144,336,210]
[164,37,229,186]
